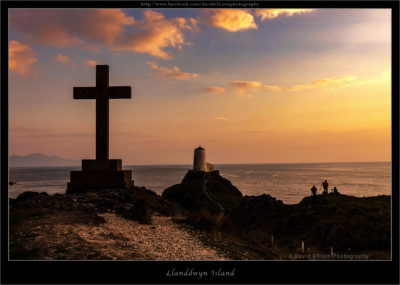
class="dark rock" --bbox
[181,170,221,183]
[9,180,391,260]
[162,170,243,213]
[223,194,284,234]
[16,191,40,202]
[122,197,153,224]
[242,194,284,210]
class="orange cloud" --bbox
[9,9,195,59]
[115,10,198,59]
[230,81,263,88]
[201,81,283,97]
[214,116,231,122]
[92,9,135,45]
[255,9,314,20]
[9,9,133,48]
[201,87,227,94]
[54,54,69,63]
[202,9,257,32]
[289,76,358,91]
[263,85,284,91]
[205,76,363,97]
[146,61,198,79]
[9,40,37,75]
[84,60,98,67]
[230,81,283,96]
[227,75,370,94]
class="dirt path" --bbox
[202,177,225,223]
[70,213,227,260]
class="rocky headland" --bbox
[9,171,391,260]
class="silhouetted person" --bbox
[322,180,329,194]
[333,186,340,194]
[311,185,317,203]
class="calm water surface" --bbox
[8,162,391,204]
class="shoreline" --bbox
[9,184,391,260]
[8,185,392,205]
[8,187,392,202]
[9,161,391,205]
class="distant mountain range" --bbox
[9,153,79,167]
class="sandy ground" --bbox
[53,213,227,260]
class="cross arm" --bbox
[73,87,98,99]
[107,86,131,99]
[73,86,131,99]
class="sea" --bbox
[8,162,391,204]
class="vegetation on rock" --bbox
[9,172,391,260]
[162,171,391,260]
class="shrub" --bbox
[123,196,153,224]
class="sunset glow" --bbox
[9,8,391,164]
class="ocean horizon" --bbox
[9,161,391,204]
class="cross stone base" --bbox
[66,159,134,194]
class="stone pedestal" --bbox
[67,159,134,193]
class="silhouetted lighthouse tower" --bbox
[193,146,214,172]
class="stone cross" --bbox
[73,65,131,160]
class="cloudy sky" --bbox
[9,8,391,164]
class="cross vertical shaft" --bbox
[73,64,131,161]
[96,95,109,160]
[96,66,109,160]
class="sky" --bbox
[9,8,392,165]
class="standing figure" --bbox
[311,185,317,203]
[322,180,329,194]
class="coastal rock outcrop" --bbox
[223,193,391,257]
[9,186,183,260]
[162,170,243,213]
[9,178,391,260]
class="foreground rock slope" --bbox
[9,187,228,260]
[9,172,391,260]
[162,171,391,259]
